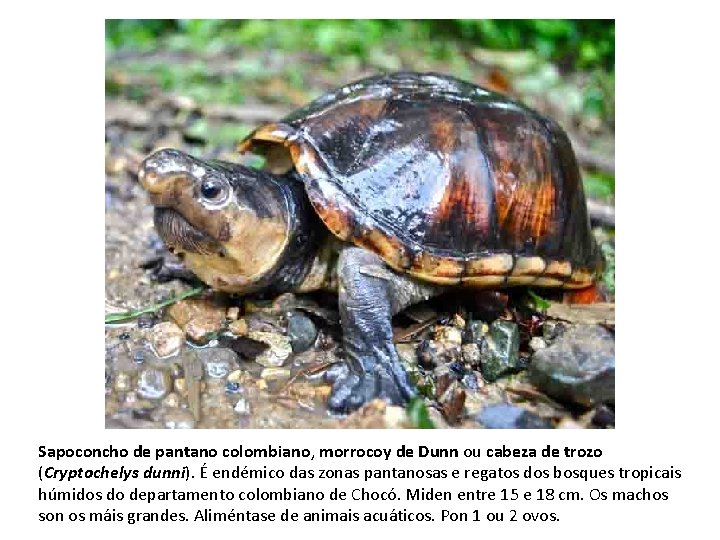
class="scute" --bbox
[238,72,602,288]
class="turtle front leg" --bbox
[327,247,441,414]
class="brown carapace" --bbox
[238,72,602,290]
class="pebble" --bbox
[136,367,172,399]
[260,367,292,381]
[229,318,249,336]
[185,317,221,343]
[434,325,463,346]
[225,382,242,394]
[438,380,466,424]
[462,371,480,391]
[162,408,196,429]
[479,320,522,381]
[528,324,615,407]
[464,320,488,345]
[226,307,240,320]
[529,336,547,352]
[227,370,250,384]
[148,321,185,358]
[131,348,147,364]
[173,378,187,395]
[161,392,180,408]
[396,343,418,365]
[249,331,292,367]
[462,343,481,366]
[136,313,156,329]
[418,339,461,369]
[592,404,615,428]
[113,372,133,392]
[234,398,251,415]
[167,298,224,343]
[196,348,239,379]
[477,404,552,429]
[287,311,317,353]
[543,320,566,342]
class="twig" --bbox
[104,285,205,324]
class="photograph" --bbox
[104,19,615,429]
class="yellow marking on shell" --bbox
[531,277,565,287]
[466,254,514,275]
[356,229,411,270]
[505,276,540,286]
[511,256,547,276]
[564,268,595,289]
[543,260,572,278]
[237,124,290,153]
[411,252,464,280]
[462,275,506,287]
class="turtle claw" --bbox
[327,360,416,414]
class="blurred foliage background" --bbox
[105,19,614,203]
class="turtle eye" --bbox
[199,178,229,204]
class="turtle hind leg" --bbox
[327,247,441,414]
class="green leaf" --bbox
[406,397,435,429]
[105,285,206,324]
[527,289,551,312]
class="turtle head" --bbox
[139,148,292,293]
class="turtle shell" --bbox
[238,72,602,289]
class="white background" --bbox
[2,4,718,539]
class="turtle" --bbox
[138,72,603,414]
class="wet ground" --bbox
[105,47,615,429]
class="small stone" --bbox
[462,371,480,391]
[287,311,317,353]
[479,320,522,381]
[529,336,547,352]
[162,392,180,408]
[162,408,195,429]
[225,382,242,394]
[185,317,221,343]
[229,318,249,336]
[260,367,292,381]
[271,292,297,313]
[131,348,147,364]
[384,406,410,428]
[196,348,239,379]
[226,307,240,321]
[396,343,418,365]
[173,378,187,395]
[543,320,566,342]
[438,380,466,424]
[462,343,481,366]
[477,404,552,429]
[249,331,292,367]
[464,320,488,344]
[136,368,172,400]
[528,324,615,407]
[149,321,185,358]
[418,339,461,369]
[227,370,249,384]
[592,404,615,428]
[136,313,156,329]
[113,372,133,392]
[167,298,224,343]
[234,398,251,415]
[434,325,463,346]
[451,314,466,329]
